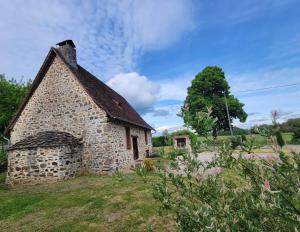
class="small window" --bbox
[176,138,186,148]
[144,130,148,145]
[126,127,131,150]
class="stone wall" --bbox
[110,122,152,171]
[9,55,152,174]
[6,145,82,185]
[10,56,113,173]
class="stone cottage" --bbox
[5,40,153,185]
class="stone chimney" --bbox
[56,40,77,68]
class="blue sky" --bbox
[1,0,300,135]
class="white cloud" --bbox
[0,0,195,81]
[153,125,186,136]
[152,109,170,117]
[107,72,160,114]
[158,73,194,101]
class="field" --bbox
[196,132,293,146]
[153,133,294,153]
[0,172,175,232]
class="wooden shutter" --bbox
[144,130,148,145]
[126,127,131,149]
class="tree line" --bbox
[0,74,31,139]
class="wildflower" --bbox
[262,180,271,193]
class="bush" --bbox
[152,136,169,147]
[230,135,242,149]
[0,149,7,173]
[153,110,300,231]
[291,129,300,144]
[143,158,155,171]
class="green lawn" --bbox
[153,133,295,152]
[0,172,175,232]
[198,132,294,146]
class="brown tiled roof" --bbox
[7,131,82,150]
[73,64,153,130]
[4,47,153,135]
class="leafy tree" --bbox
[0,74,31,137]
[152,136,168,147]
[181,66,247,136]
[280,117,300,133]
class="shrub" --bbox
[152,136,171,147]
[153,110,300,231]
[0,149,7,173]
[291,129,300,144]
[143,158,155,171]
[230,135,242,149]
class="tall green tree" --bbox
[181,66,247,136]
[0,74,31,137]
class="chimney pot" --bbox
[56,40,77,68]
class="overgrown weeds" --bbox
[153,110,300,231]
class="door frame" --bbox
[132,136,139,160]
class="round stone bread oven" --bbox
[6,131,82,185]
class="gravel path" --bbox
[171,148,299,177]
[169,145,300,177]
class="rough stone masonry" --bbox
[5,40,153,185]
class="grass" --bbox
[152,146,173,155]
[153,133,296,154]
[199,132,294,147]
[0,171,175,232]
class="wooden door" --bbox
[132,137,139,160]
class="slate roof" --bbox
[74,63,153,130]
[7,131,82,150]
[4,45,153,135]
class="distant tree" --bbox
[0,74,31,138]
[152,136,168,147]
[219,126,249,136]
[280,118,300,133]
[181,66,247,136]
[162,129,169,145]
[250,124,273,134]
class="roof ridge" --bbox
[5,46,153,135]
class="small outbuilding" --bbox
[6,131,82,185]
[173,135,192,153]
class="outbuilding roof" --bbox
[7,131,82,150]
[4,45,153,135]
